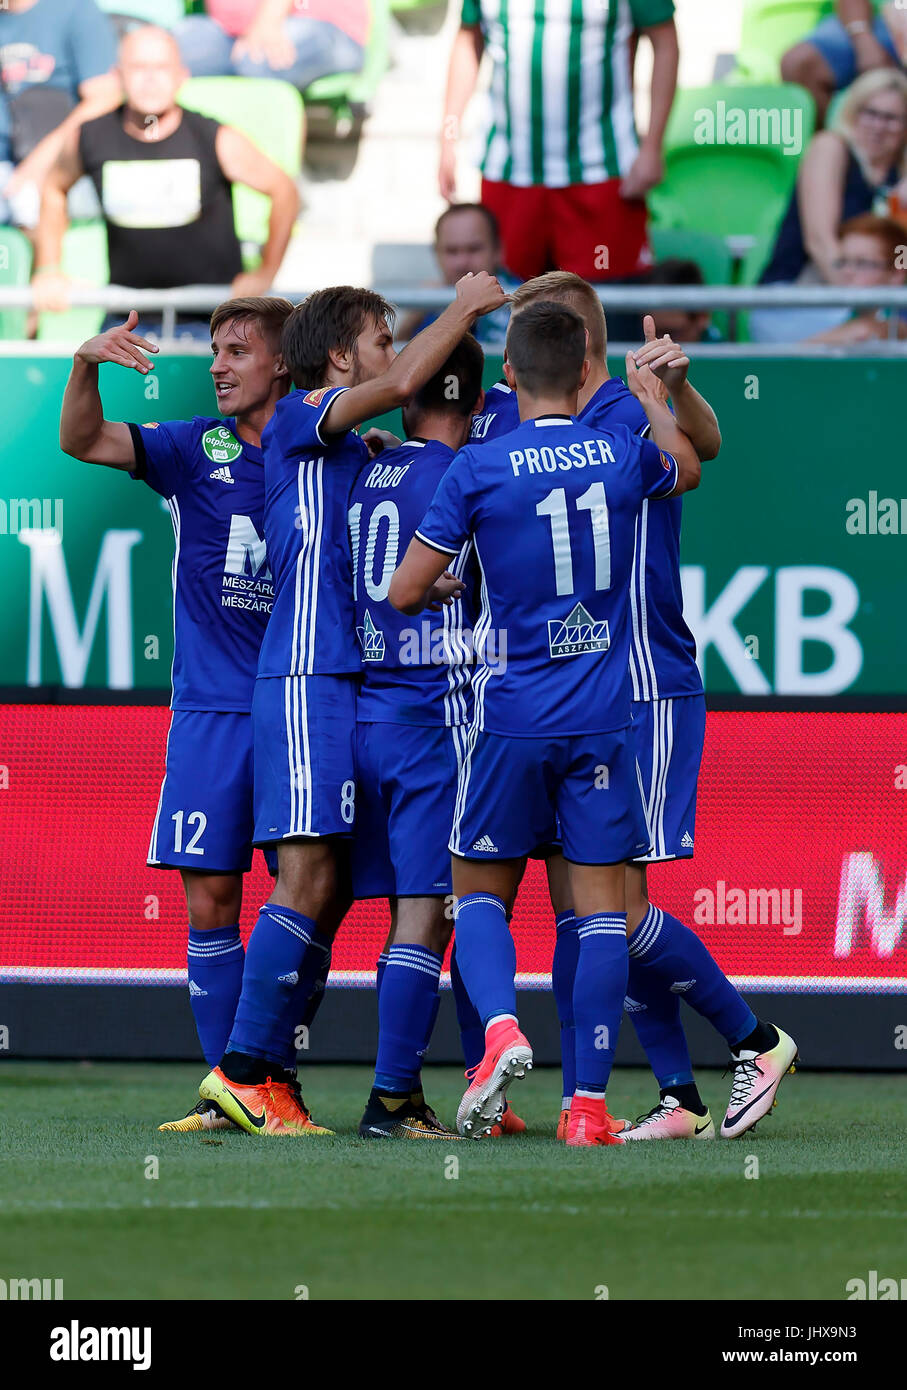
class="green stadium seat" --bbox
[0,226,33,340]
[732,1,835,83]
[304,0,391,121]
[37,222,109,344]
[96,0,185,27]
[648,227,734,284]
[178,76,304,249]
[647,83,815,258]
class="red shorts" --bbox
[481,177,651,282]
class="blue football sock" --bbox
[453,894,516,1030]
[186,924,244,1068]
[450,942,484,1070]
[573,913,628,1093]
[227,903,322,1066]
[282,936,333,1071]
[374,944,442,1092]
[629,905,756,1049]
[413,989,442,1086]
[552,911,578,1106]
[625,952,694,1090]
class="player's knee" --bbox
[183,873,243,929]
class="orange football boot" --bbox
[565,1093,625,1147]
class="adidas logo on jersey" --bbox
[681,831,694,848]
[548,603,610,659]
[188,979,208,997]
[669,979,697,993]
[472,835,499,853]
[277,971,299,986]
[209,466,235,484]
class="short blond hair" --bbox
[510,271,607,356]
[835,68,907,179]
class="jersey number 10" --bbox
[536,483,611,596]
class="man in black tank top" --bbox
[32,24,299,338]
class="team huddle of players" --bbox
[60,269,798,1146]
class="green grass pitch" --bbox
[0,1063,903,1301]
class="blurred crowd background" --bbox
[1,0,906,347]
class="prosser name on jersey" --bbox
[415,415,678,737]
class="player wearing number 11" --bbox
[390,301,701,1143]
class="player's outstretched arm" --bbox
[389,540,460,616]
[625,353,701,495]
[321,271,508,437]
[60,312,159,469]
[633,315,721,461]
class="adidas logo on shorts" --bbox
[681,831,694,848]
[623,996,646,1013]
[472,835,499,853]
[188,979,208,997]
[209,466,235,484]
[670,979,697,993]
[278,971,299,985]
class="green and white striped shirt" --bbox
[462,0,674,188]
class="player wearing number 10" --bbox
[391,301,702,1143]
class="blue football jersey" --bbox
[257,386,368,678]
[129,415,273,713]
[470,379,519,442]
[349,438,474,727]
[580,378,702,701]
[416,415,678,737]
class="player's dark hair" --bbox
[646,258,706,287]
[435,202,501,246]
[407,333,485,421]
[281,286,395,389]
[209,296,294,353]
[505,301,586,397]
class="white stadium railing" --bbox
[2,283,907,350]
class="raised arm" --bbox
[60,312,159,468]
[625,353,700,494]
[632,315,721,461]
[321,270,507,436]
[440,22,485,201]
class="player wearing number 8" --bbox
[390,302,701,1142]
[199,274,510,1135]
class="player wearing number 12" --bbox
[391,301,702,1143]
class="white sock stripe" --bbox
[454,895,507,919]
[629,906,663,957]
[385,958,442,980]
[579,915,626,927]
[389,945,442,966]
[187,941,243,956]
[263,909,313,946]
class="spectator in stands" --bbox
[644,259,722,344]
[0,0,120,228]
[175,0,368,91]
[782,1,907,128]
[397,203,518,344]
[439,0,677,338]
[751,69,907,343]
[805,213,907,343]
[31,25,299,338]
